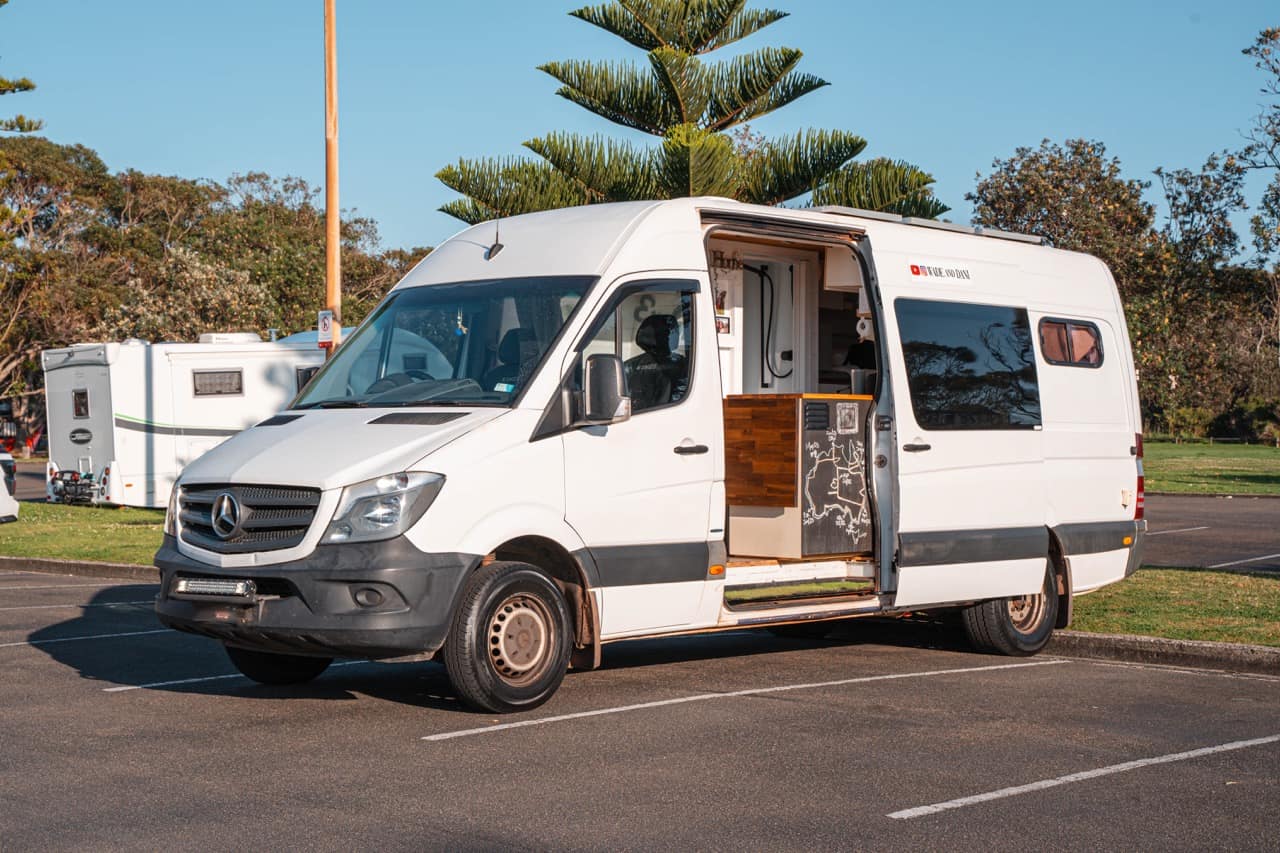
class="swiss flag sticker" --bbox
[910,264,921,275]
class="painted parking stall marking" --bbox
[0,628,170,648]
[1209,552,1280,569]
[422,659,1069,742]
[1146,526,1210,537]
[103,659,371,693]
[0,600,153,612]
[889,733,1280,819]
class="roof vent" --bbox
[198,332,263,344]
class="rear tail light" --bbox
[1134,432,1145,520]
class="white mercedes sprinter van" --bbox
[155,198,1146,712]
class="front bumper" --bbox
[154,534,480,659]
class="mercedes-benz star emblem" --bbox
[210,493,241,540]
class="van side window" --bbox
[578,287,695,414]
[1039,319,1103,367]
[895,298,1042,430]
[72,389,89,419]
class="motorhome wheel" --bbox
[960,567,1059,656]
[224,645,333,685]
[444,561,573,713]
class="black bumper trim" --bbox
[154,535,481,659]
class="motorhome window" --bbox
[576,286,695,414]
[296,366,321,392]
[292,276,594,409]
[193,370,244,397]
[72,390,89,419]
[895,298,1042,430]
[1039,318,1103,367]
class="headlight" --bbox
[165,485,180,536]
[322,472,444,544]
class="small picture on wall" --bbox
[836,402,860,434]
[715,315,731,335]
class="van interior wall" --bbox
[706,237,874,397]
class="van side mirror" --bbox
[578,354,631,426]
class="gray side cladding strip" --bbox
[590,542,711,586]
[1054,520,1140,555]
[898,526,1048,567]
[368,412,467,426]
[113,417,238,438]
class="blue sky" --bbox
[5,0,1277,251]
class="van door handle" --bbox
[674,444,709,455]
[902,443,932,452]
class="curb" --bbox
[1147,491,1280,500]
[0,555,156,582]
[1049,630,1280,676]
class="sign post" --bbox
[323,0,342,358]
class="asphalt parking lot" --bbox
[1142,494,1280,573]
[2,570,1278,850]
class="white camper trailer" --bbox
[0,451,17,522]
[42,335,326,508]
[155,199,1146,713]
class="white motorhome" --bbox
[41,335,327,508]
[0,451,17,522]
[155,199,1146,712]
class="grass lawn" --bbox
[1072,567,1280,647]
[1144,441,1280,496]
[0,502,164,565]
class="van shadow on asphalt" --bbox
[30,587,977,711]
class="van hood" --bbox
[178,408,507,491]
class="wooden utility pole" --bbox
[323,0,342,355]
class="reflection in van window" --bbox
[294,276,593,409]
[1040,319,1103,367]
[578,289,694,413]
[895,298,1041,430]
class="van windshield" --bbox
[293,276,594,409]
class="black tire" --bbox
[961,566,1059,656]
[225,645,333,685]
[444,561,573,713]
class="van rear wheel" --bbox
[444,561,573,714]
[961,567,1058,656]
[224,645,333,685]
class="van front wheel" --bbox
[224,645,333,685]
[961,568,1058,656]
[444,561,573,713]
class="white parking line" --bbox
[421,659,1069,742]
[0,628,170,648]
[888,733,1280,819]
[0,600,154,612]
[1209,552,1280,569]
[104,660,368,692]
[0,570,44,576]
[0,583,145,591]
[1147,526,1210,537]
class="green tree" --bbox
[438,0,946,223]
[0,0,41,133]
[967,138,1156,294]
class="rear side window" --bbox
[895,298,1042,430]
[72,390,89,419]
[296,365,321,392]
[1039,318,1103,367]
[193,369,244,397]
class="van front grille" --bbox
[179,483,321,554]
